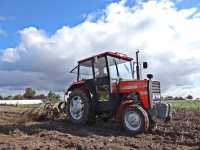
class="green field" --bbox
[167,100,200,109]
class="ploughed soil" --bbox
[0,106,200,150]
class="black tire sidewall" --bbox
[67,90,90,125]
[122,106,145,135]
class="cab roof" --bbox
[78,51,133,63]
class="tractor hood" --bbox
[119,80,148,93]
[118,80,150,109]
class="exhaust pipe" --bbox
[136,50,140,80]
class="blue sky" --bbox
[175,0,200,9]
[0,0,119,49]
[0,0,199,49]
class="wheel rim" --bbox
[124,108,141,131]
[70,96,84,120]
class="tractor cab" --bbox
[66,51,171,135]
[70,52,135,109]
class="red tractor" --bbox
[65,51,171,135]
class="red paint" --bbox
[117,80,150,109]
[66,80,85,93]
[79,51,133,62]
[68,79,150,109]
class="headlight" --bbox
[152,93,161,101]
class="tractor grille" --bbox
[149,81,161,103]
[152,81,161,94]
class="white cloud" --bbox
[0,0,200,97]
[2,48,19,62]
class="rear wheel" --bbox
[67,90,90,125]
[122,106,149,135]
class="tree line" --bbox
[165,94,196,100]
[0,88,60,101]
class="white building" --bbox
[0,99,43,105]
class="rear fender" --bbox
[66,81,85,93]
[66,81,91,99]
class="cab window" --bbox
[108,56,133,80]
[79,60,93,80]
[94,57,108,78]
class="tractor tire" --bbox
[122,105,149,135]
[148,120,156,131]
[67,90,90,125]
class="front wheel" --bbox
[67,90,90,125]
[122,106,149,135]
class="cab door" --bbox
[94,56,110,102]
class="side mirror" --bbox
[143,62,148,69]
[147,74,153,80]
